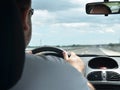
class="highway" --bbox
[64,46,120,56]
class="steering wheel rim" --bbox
[32,46,64,58]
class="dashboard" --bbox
[80,56,120,90]
[32,46,120,90]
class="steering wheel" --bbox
[32,46,64,58]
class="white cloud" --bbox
[30,0,120,46]
[32,10,56,25]
[52,22,89,28]
[105,28,115,33]
[70,0,99,5]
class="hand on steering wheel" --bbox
[31,46,85,73]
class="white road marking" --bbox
[100,48,120,55]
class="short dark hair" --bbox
[93,4,111,13]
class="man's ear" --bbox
[22,10,29,31]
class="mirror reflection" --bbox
[86,1,120,15]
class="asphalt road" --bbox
[64,46,120,56]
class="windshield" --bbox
[28,0,120,56]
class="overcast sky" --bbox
[29,0,120,46]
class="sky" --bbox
[29,0,120,46]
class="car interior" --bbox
[31,0,120,90]
[1,0,120,90]
[85,1,120,89]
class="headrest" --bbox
[0,0,25,89]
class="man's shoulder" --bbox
[11,54,89,90]
[25,54,76,72]
[25,53,65,63]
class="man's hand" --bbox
[63,51,85,73]
[63,51,95,90]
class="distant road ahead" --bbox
[66,46,120,56]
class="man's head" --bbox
[90,4,111,14]
[16,0,33,47]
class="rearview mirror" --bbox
[86,1,120,15]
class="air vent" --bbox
[87,71,103,81]
[106,71,120,81]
